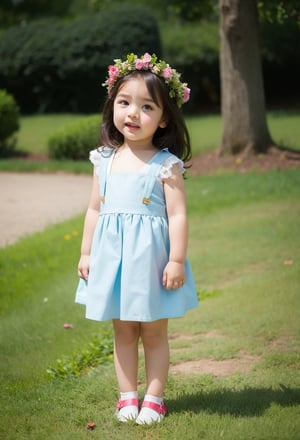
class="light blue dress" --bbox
[75,147,198,322]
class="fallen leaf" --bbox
[283,260,293,266]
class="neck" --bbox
[121,141,157,152]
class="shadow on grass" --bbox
[168,385,300,417]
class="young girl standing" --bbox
[76,53,198,425]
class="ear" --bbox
[159,117,168,128]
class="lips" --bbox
[125,122,140,129]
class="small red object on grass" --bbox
[63,323,73,329]
[87,421,96,430]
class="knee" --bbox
[114,321,140,345]
[140,324,168,350]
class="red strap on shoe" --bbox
[116,398,139,410]
[142,400,167,415]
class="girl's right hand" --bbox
[78,255,90,280]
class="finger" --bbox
[162,270,167,286]
[166,278,173,290]
[173,280,185,289]
[78,268,89,280]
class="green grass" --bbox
[1,168,300,439]
[183,109,300,155]
[0,109,299,173]
[267,110,300,151]
[186,113,223,154]
[17,113,85,153]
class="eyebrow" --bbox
[116,92,155,103]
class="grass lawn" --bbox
[1,166,300,439]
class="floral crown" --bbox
[102,52,190,108]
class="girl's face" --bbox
[113,76,167,149]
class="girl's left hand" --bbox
[162,261,186,290]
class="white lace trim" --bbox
[89,148,104,167]
[159,156,184,179]
[90,148,114,175]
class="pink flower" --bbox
[136,53,152,70]
[108,65,119,78]
[142,52,152,63]
[162,66,172,79]
[183,86,191,103]
[135,59,144,69]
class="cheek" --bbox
[143,113,162,127]
[113,108,122,126]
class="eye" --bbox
[142,104,153,111]
[117,99,129,106]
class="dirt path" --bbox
[0,172,92,248]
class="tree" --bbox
[218,0,274,156]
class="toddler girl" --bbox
[76,53,198,425]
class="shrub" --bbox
[0,6,161,113]
[48,115,101,160]
[0,89,19,157]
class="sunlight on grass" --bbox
[17,113,85,153]
[186,114,222,155]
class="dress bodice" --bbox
[95,147,180,217]
[100,172,167,217]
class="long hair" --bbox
[100,71,192,163]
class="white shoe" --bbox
[136,400,167,425]
[115,398,139,422]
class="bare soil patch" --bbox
[170,355,260,377]
[190,147,300,176]
[169,331,257,377]
[169,332,292,377]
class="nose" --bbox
[128,104,139,119]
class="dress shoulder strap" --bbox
[142,149,173,205]
[97,147,114,204]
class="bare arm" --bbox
[162,164,188,290]
[77,167,100,280]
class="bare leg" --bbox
[113,319,140,392]
[140,319,169,396]
[136,319,169,424]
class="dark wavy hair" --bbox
[99,70,192,163]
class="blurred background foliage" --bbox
[0,0,299,114]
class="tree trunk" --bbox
[218,0,274,156]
